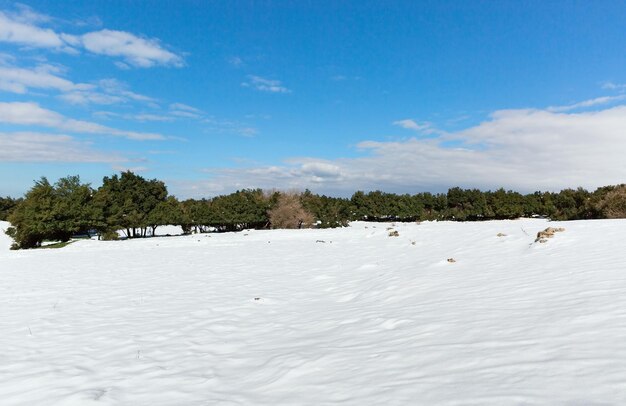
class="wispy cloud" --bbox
[112,164,149,173]
[60,78,157,106]
[98,79,156,102]
[241,75,291,93]
[0,9,68,50]
[0,102,166,140]
[0,63,88,94]
[81,29,183,68]
[227,56,243,67]
[0,5,183,68]
[602,81,626,91]
[0,61,159,106]
[94,111,175,122]
[0,131,124,163]
[547,95,626,112]
[393,119,439,135]
[169,102,202,118]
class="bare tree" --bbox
[268,192,315,229]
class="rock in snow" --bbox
[1,218,626,404]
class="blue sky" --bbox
[2,1,626,198]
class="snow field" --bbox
[1,219,626,405]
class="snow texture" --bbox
[1,219,626,405]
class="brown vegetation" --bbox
[596,185,626,218]
[535,227,565,243]
[267,193,315,229]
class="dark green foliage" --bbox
[350,191,422,221]
[301,190,351,228]
[0,196,21,221]
[485,189,526,219]
[207,189,269,231]
[7,176,96,249]
[446,187,491,220]
[94,171,168,238]
[146,196,183,235]
[549,188,592,220]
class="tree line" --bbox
[2,171,625,249]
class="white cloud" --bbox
[602,82,626,91]
[93,111,175,122]
[131,114,174,122]
[168,103,203,119]
[0,63,86,94]
[0,102,166,140]
[0,6,184,68]
[112,165,149,173]
[242,75,291,93]
[0,62,158,107]
[0,10,66,49]
[0,131,123,162]
[58,91,124,105]
[178,105,626,197]
[392,119,438,134]
[98,78,156,102]
[10,4,52,24]
[81,29,183,68]
[60,78,157,106]
[169,102,201,113]
[547,95,626,112]
[227,56,243,67]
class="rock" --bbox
[447,258,456,263]
[535,227,565,242]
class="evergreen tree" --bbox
[94,171,168,238]
[6,176,96,249]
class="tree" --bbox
[596,185,626,218]
[208,189,269,231]
[146,196,183,235]
[0,196,21,221]
[268,192,315,229]
[301,190,350,228]
[486,188,525,219]
[94,171,168,238]
[446,187,490,221]
[6,176,96,249]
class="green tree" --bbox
[6,176,96,249]
[146,196,183,235]
[0,196,21,221]
[94,171,168,238]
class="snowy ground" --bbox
[1,219,626,405]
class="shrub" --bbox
[268,193,315,229]
[101,230,119,241]
[596,185,626,218]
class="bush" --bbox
[268,193,315,229]
[596,185,626,218]
[101,230,119,241]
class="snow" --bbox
[0,220,13,251]
[2,218,626,404]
